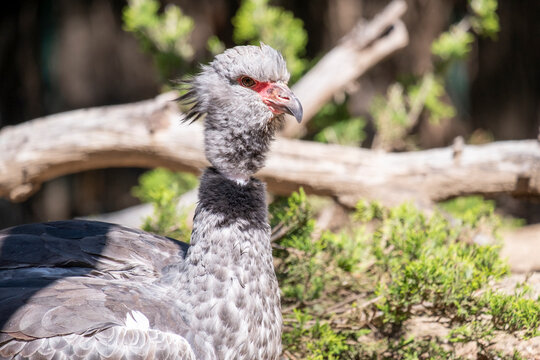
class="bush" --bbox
[273,193,528,359]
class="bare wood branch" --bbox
[1,92,539,208]
[0,92,203,202]
[282,0,409,137]
[263,137,540,208]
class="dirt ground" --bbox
[501,224,540,274]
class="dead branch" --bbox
[283,0,409,137]
[0,92,202,202]
[1,92,539,208]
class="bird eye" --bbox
[240,76,256,88]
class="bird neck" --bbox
[177,168,282,359]
[203,110,283,179]
[220,170,250,185]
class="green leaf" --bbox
[431,25,475,61]
[469,0,500,38]
[314,117,366,146]
[122,0,194,80]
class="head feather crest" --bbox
[177,44,290,124]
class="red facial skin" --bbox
[251,81,272,94]
[237,77,289,114]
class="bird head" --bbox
[180,43,302,125]
[180,44,303,182]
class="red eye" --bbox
[240,76,256,88]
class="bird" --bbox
[0,43,302,360]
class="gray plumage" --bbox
[180,43,301,180]
[0,44,302,359]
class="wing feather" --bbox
[1,328,196,360]
[0,220,192,358]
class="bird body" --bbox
[172,168,281,359]
[0,44,302,359]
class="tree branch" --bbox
[1,92,539,208]
[283,0,409,137]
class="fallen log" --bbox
[1,92,539,208]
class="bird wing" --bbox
[0,326,196,360]
[0,220,189,275]
[0,220,192,356]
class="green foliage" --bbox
[354,199,384,222]
[270,189,325,301]
[322,230,369,273]
[123,0,308,84]
[313,1,499,150]
[123,0,195,80]
[132,168,198,203]
[410,74,456,124]
[440,195,496,227]
[372,201,508,330]
[232,0,308,81]
[470,0,500,38]
[370,83,412,150]
[370,74,457,150]
[305,322,350,360]
[431,25,475,61]
[314,116,366,147]
[206,35,225,56]
[377,241,508,326]
[282,309,311,352]
[432,0,500,62]
[132,168,198,240]
[441,195,525,230]
[447,290,539,359]
[310,100,367,146]
[371,83,409,129]
[277,194,531,359]
[370,0,499,150]
[283,310,351,360]
[270,188,314,250]
[385,338,457,360]
[448,319,495,345]
[371,74,457,150]
[272,189,376,303]
[482,291,540,338]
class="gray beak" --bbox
[262,83,303,123]
[284,95,303,123]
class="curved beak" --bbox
[261,83,303,123]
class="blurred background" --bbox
[1,0,539,228]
